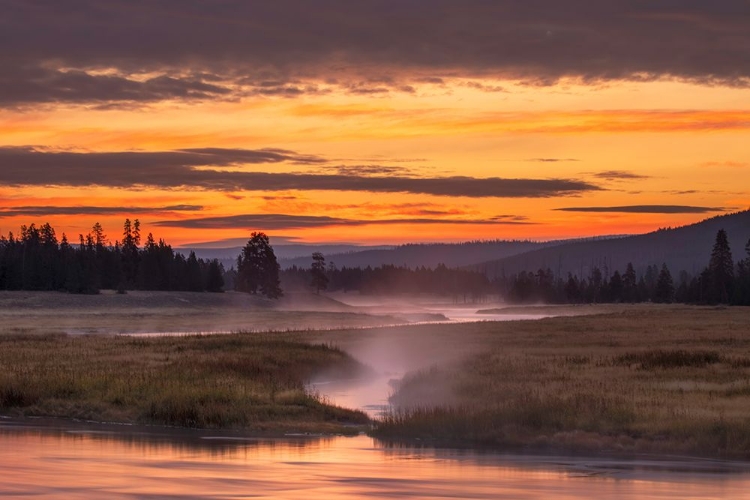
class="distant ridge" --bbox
[472,209,750,279]
[280,240,560,269]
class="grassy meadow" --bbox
[371,306,750,458]
[2,291,750,459]
[0,331,370,434]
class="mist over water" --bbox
[309,296,554,417]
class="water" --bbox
[2,419,749,499]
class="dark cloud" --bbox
[333,165,414,177]
[554,205,725,214]
[588,170,650,181]
[154,213,534,230]
[2,1,749,106]
[0,147,601,198]
[261,195,299,201]
[0,205,203,217]
[0,67,233,108]
[490,215,531,222]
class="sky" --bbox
[1,1,749,246]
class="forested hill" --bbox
[473,210,750,279]
[278,240,556,269]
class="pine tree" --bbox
[205,259,225,293]
[608,270,623,302]
[654,263,675,303]
[310,252,329,294]
[708,229,734,304]
[236,232,283,299]
[623,262,637,302]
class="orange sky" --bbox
[1,3,749,246]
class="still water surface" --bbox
[2,419,749,499]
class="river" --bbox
[2,418,749,499]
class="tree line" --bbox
[282,228,750,307]
[497,229,750,306]
[281,258,492,302]
[0,220,224,294]
[2,220,748,307]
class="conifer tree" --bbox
[310,252,329,294]
[236,232,283,299]
[654,263,675,303]
[708,229,734,304]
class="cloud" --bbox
[526,158,580,163]
[332,165,415,176]
[0,67,234,108]
[2,1,749,106]
[0,147,601,198]
[554,205,725,214]
[588,170,650,181]
[154,213,535,230]
[463,81,508,93]
[0,205,203,217]
[701,161,750,168]
[490,215,531,222]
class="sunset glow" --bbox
[2,2,749,246]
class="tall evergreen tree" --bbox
[310,252,329,294]
[236,232,283,299]
[654,263,675,303]
[708,229,734,304]
[205,259,225,293]
[623,262,637,302]
[608,270,624,302]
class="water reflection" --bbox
[2,418,750,499]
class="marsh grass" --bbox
[373,306,750,458]
[0,332,369,433]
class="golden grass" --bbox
[0,332,370,434]
[372,306,750,458]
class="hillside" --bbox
[473,210,750,279]
[279,240,556,269]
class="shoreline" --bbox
[5,414,750,473]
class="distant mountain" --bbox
[472,210,750,279]
[279,240,561,269]
[176,244,393,270]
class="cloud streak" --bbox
[587,170,650,181]
[554,205,725,214]
[0,147,601,198]
[0,205,203,218]
[154,213,535,230]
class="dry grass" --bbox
[372,306,750,458]
[0,331,370,434]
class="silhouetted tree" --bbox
[707,229,734,304]
[608,270,624,302]
[236,232,283,299]
[310,252,328,294]
[654,263,675,303]
[121,218,141,288]
[205,259,225,292]
[623,262,637,302]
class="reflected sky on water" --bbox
[2,419,749,499]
